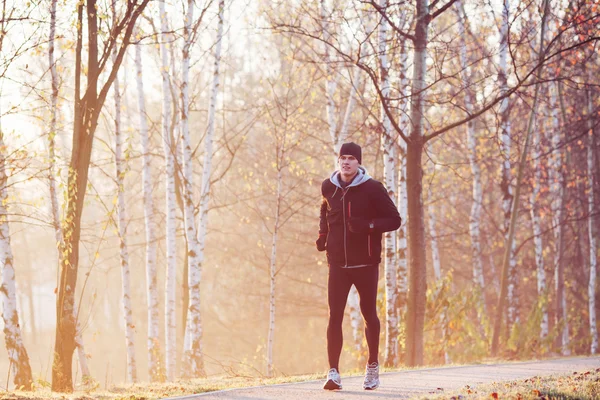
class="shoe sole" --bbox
[363,381,379,390]
[323,380,342,390]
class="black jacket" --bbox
[319,167,402,267]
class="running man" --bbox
[316,142,401,390]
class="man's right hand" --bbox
[316,235,327,252]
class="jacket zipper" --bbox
[342,192,350,267]
[368,235,371,257]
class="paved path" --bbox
[169,356,600,399]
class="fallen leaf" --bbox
[491,392,498,399]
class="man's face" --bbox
[338,155,359,179]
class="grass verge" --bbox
[415,368,600,400]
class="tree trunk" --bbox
[112,11,137,380]
[587,80,598,354]
[404,0,429,367]
[191,0,225,376]
[48,0,91,383]
[457,1,485,305]
[378,0,399,368]
[427,187,449,363]
[555,81,570,355]
[51,0,149,391]
[0,134,33,390]
[181,0,206,378]
[134,42,162,382]
[395,18,410,351]
[158,0,177,381]
[267,168,282,377]
[530,124,547,342]
[491,0,549,355]
[405,136,426,366]
[545,82,560,343]
[497,0,519,331]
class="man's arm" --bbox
[316,187,328,251]
[319,198,329,236]
[348,181,401,234]
[372,181,401,232]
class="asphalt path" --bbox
[168,356,600,399]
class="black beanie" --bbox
[339,142,362,164]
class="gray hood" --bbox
[329,166,371,189]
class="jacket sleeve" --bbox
[371,181,402,233]
[319,183,328,236]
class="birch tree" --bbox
[112,1,136,380]
[52,0,149,391]
[427,186,449,363]
[587,77,598,354]
[545,80,561,344]
[395,9,410,341]
[158,0,177,381]
[496,0,520,330]
[0,134,33,390]
[457,1,485,307]
[134,40,162,381]
[529,117,546,342]
[181,0,206,378]
[554,80,570,355]
[377,0,400,368]
[491,0,549,356]
[184,0,226,377]
[266,163,282,378]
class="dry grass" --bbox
[0,372,326,400]
[416,368,600,400]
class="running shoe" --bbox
[323,368,342,390]
[363,361,380,390]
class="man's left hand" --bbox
[347,218,373,233]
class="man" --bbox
[316,142,401,391]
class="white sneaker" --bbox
[363,362,379,390]
[323,368,342,390]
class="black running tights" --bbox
[327,265,380,370]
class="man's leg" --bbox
[351,265,380,365]
[327,266,353,371]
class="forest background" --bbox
[0,0,599,393]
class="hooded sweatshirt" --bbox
[319,166,401,268]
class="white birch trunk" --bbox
[428,199,441,281]
[135,42,161,381]
[396,17,410,321]
[457,1,485,295]
[181,0,206,378]
[48,0,61,252]
[191,0,225,375]
[548,88,566,350]
[527,62,550,339]
[159,0,177,381]
[73,313,91,381]
[530,124,547,337]
[378,0,399,367]
[587,85,598,354]
[267,168,282,377]
[427,186,450,364]
[112,18,137,381]
[498,0,519,328]
[0,134,33,390]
